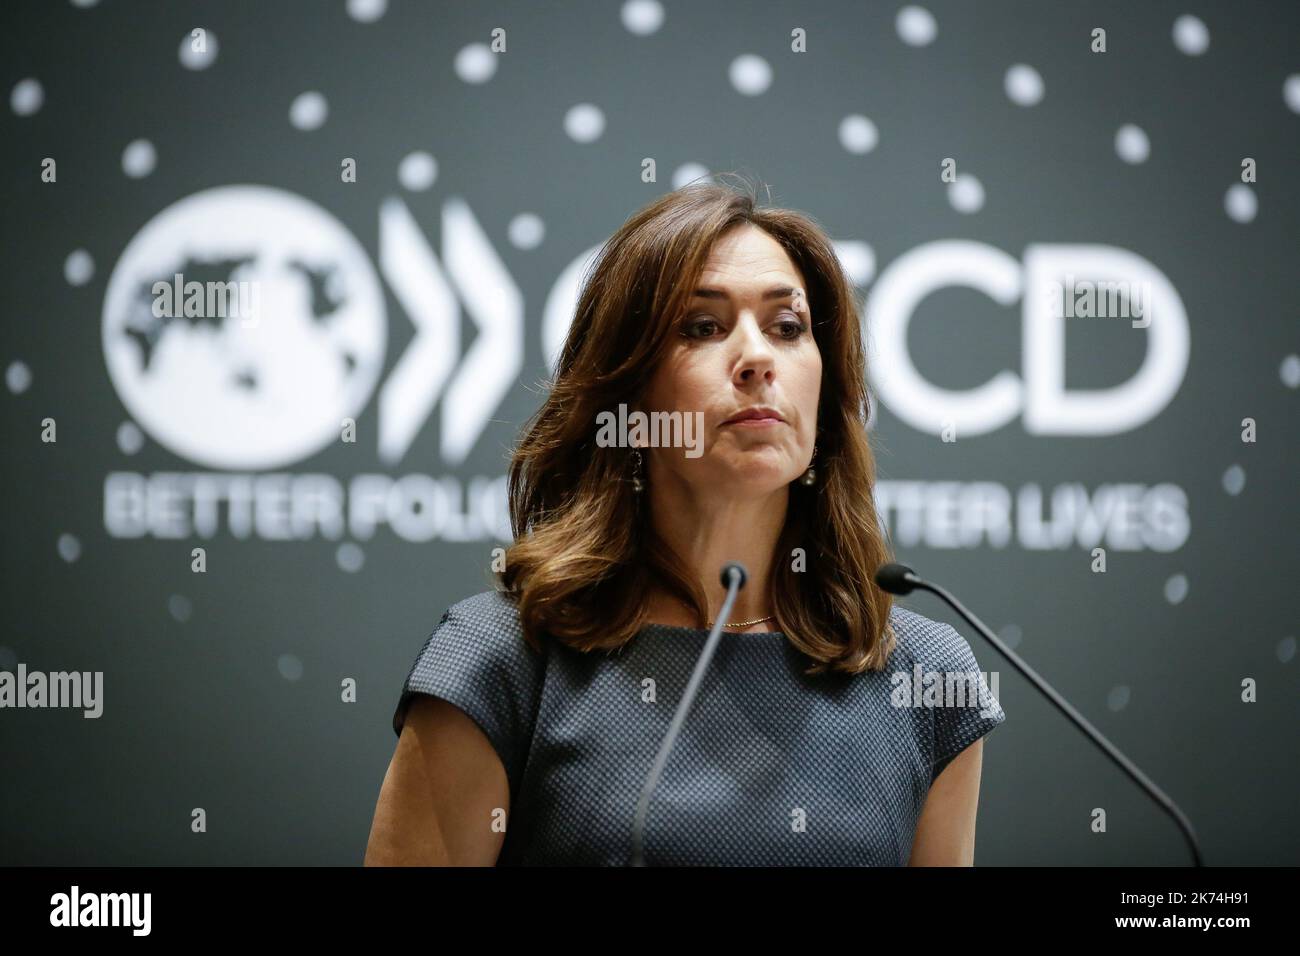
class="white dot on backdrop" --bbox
[11,78,43,116]
[398,151,437,191]
[455,43,497,84]
[1172,15,1210,56]
[1004,64,1044,106]
[117,421,144,454]
[169,594,193,622]
[1278,636,1297,664]
[1224,184,1256,223]
[178,30,218,70]
[70,0,101,7]
[835,241,876,285]
[1164,573,1189,605]
[1115,124,1150,164]
[289,91,328,131]
[121,139,157,178]
[346,0,387,23]
[564,103,605,143]
[729,54,772,96]
[57,533,81,563]
[508,213,545,250]
[672,163,712,189]
[1106,685,1131,712]
[1221,464,1246,496]
[0,646,16,670]
[278,653,304,681]
[65,250,94,286]
[6,361,32,394]
[948,173,985,213]
[838,114,879,154]
[1285,75,1300,114]
[998,623,1023,650]
[896,6,937,47]
[1280,354,1300,388]
[621,0,664,35]
[336,542,365,573]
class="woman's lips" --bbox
[722,416,782,427]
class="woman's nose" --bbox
[733,316,775,382]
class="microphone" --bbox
[875,562,1205,867]
[630,561,747,867]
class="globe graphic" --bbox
[102,185,387,470]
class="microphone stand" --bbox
[877,562,1204,867]
[629,562,747,867]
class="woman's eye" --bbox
[681,314,807,340]
[775,316,809,338]
[683,316,719,337]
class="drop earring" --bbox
[630,448,644,492]
[800,444,818,486]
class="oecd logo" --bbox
[102,184,522,472]
[102,185,389,470]
[103,188,1190,477]
[866,240,1190,436]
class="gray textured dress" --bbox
[392,588,1006,866]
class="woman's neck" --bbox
[642,476,789,632]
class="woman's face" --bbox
[639,223,822,498]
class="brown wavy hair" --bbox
[497,174,896,675]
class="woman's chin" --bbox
[717,461,798,493]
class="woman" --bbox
[365,177,1006,866]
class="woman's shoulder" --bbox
[440,587,524,631]
[417,587,540,663]
[394,589,544,791]
[885,602,982,672]
[394,587,541,739]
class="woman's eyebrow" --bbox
[691,285,797,301]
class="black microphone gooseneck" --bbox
[629,561,747,867]
[875,562,1205,867]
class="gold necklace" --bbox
[675,597,774,629]
[707,614,775,628]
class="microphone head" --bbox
[720,562,748,590]
[875,562,919,595]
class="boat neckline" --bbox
[639,622,785,636]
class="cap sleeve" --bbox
[927,623,1006,785]
[392,593,545,795]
